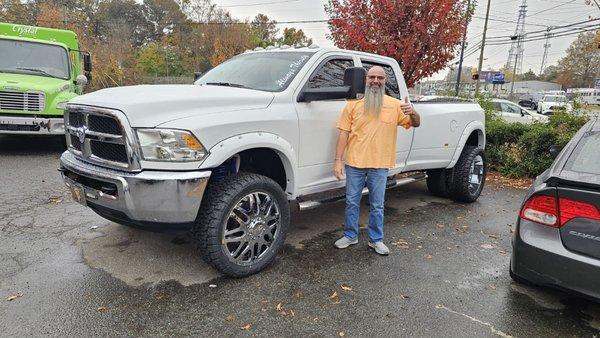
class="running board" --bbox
[297,172,427,211]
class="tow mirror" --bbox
[549,144,563,158]
[82,52,92,73]
[297,67,366,103]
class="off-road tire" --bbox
[426,169,450,198]
[447,146,487,203]
[191,172,290,277]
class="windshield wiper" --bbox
[204,82,247,88]
[16,67,56,78]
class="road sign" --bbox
[479,71,505,83]
[492,73,505,84]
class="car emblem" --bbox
[75,126,88,143]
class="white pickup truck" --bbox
[59,47,486,277]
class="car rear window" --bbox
[564,131,600,175]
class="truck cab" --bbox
[0,22,92,134]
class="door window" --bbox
[307,59,353,88]
[501,102,521,115]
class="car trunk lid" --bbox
[558,185,600,260]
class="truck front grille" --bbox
[65,106,139,170]
[0,91,45,112]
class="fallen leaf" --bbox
[276,303,284,312]
[289,309,295,317]
[341,285,352,292]
[339,332,345,337]
[488,234,498,240]
[209,284,217,288]
[226,314,236,321]
[489,285,497,290]
[97,306,109,313]
[329,291,338,299]
[90,225,99,230]
[400,294,409,299]
[499,250,507,255]
[240,324,252,330]
[48,196,62,204]
[6,292,23,301]
[425,254,433,259]
[480,243,494,249]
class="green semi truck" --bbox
[0,22,92,134]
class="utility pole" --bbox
[475,0,492,95]
[455,0,472,97]
[509,37,521,100]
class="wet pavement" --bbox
[1,135,599,337]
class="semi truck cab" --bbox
[0,22,92,134]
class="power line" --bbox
[528,0,578,17]
[485,18,600,40]
[487,26,599,45]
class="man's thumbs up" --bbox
[401,96,413,115]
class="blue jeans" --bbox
[343,165,389,242]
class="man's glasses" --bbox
[367,75,385,80]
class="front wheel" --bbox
[447,146,487,203]
[191,173,290,277]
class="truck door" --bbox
[294,55,357,193]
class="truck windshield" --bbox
[0,39,70,80]
[196,51,314,92]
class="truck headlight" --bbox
[57,102,68,110]
[136,129,208,162]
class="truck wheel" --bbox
[448,146,487,203]
[426,169,450,198]
[191,173,290,277]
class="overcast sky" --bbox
[215,0,598,80]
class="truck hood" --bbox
[69,85,275,127]
[0,72,70,93]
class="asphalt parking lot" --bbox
[1,135,599,337]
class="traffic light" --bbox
[472,73,479,80]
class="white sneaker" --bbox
[334,236,358,249]
[368,241,390,255]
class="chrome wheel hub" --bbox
[222,192,280,266]
[468,155,484,195]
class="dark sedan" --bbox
[511,116,600,300]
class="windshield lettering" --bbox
[276,55,310,88]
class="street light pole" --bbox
[475,0,491,95]
[455,0,472,97]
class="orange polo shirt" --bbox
[336,95,412,169]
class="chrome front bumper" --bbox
[0,115,65,134]
[59,151,211,225]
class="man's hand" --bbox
[333,159,344,180]
[400,96,414,116]
[401,96,421,127]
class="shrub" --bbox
[485,111,589,178]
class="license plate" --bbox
[70,183,87,206]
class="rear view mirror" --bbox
[549,144,563,158]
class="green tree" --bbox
[278,27,312,46]
[250,13,278,47]
[136,42,184,76]
[520,69,539,81]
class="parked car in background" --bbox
[414,95,470,103]
[492,99,548,124]
[538,95,572,115]
[518,93,543,111]
[511,116,600,301]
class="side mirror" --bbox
[520,110,525,117]
[76,74,88,86]
[549,144,563,158]
[297,67,366,103]
[82,52,92,73]
[194,72,203,81]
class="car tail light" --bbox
[520,195,559,227]
[520,195,600,228]
[559,198,600,226]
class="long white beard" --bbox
[364,84,384,116]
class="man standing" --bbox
[333,66,420,255]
